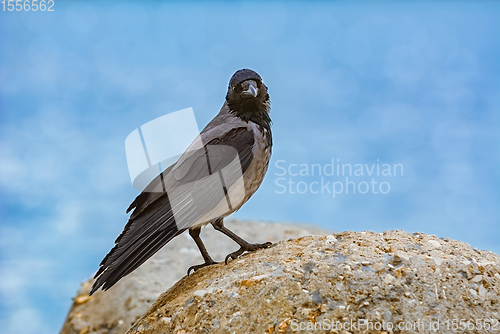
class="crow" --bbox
[90,69,273,295]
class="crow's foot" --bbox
[224,242,273,264]
[187,260,218,276]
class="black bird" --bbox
[90,69,273,295]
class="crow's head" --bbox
[226,69,270,126]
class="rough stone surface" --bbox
[60,220,328,334]
[126,230,500,334]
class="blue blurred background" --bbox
[1,1,499,332]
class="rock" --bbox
[60,220,328,334]
[125,230,500,334]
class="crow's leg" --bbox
[211,218,272,264]
[187,226,218,275]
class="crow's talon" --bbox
[187,261,218,276]
[224,242,273,265]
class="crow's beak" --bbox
[242,83,258,98]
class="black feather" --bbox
[90,128,256,295]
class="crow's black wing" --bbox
[90,126,254,295]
